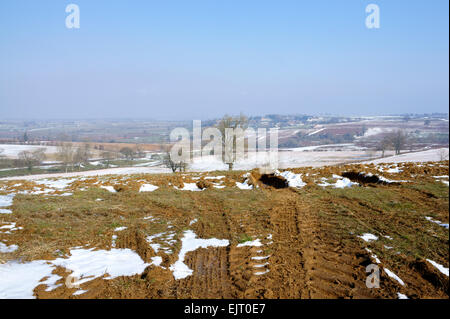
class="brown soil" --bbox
[1,161,448,299]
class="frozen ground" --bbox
[0,144,58,158]
[0,160,447,298]
[170,230,229,280]
[1,147,447,181]
[0,166,172,181]
[364,148,449,165]
[0,248,151,298]
[188,147,374,172]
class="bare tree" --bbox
[216,113,248,170]
[73,143,91,170]
[120,147,136,161]
[377,135,392,158]
[81,143,91,162]
[18,148,46,172]
[101,151,116,167]
[389,130,407,155]
[162,146,187,173]
[32,148,46,163]
[361,124,367,137]
[0,149,6,169]
[57,143,76,173]
[18,151,33,171]
[135,144,145,158]
[439,149,449,161]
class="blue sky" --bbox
[0,0,448,120]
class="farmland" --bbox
[0,115,448,299]
[0,159,448,299]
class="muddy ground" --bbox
[0,161,448,299]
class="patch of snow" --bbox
[236,180,253,190]
[169,230,229,280]
[150,256,163,267]
[36,179,74,190]
[365,248,381,264]
[73,289,88,295]
[386,167,402,174]
[18,188,54,195]
[275,170,306,188]
[139,184,159,192]
[425,217,449,229]
[308,128,325,136]
[358,233,378,242]
[384,268,405,286]
[0,241,18,253]
[52,192,73,197]
[111,235,117,248]
[0,194,14,207]
[381,177,408,183]
[317,179,332,187]
[426,259,449,276]
[397,293,408,299]
[114,227,127,232]
[146,231,176,253]
[149,243,161,253]
[100,186,116,193]
[237,239,263,247]
[51,248,150,284]
[174,183,202,192]
[0,222,22,231]
[41,273,63,292]
[334,178,358,189]
[0,260,55,298]
[251,255,270,260]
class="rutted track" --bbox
[262,189,398,298]
[1,161,448,299]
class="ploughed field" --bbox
[0,161,448,299]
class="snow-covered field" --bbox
[0,144,58,158]
[364,148,449,165]
[0,166,172,181]
[189,147,373,172]
[1,146,447,181]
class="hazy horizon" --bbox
[1,111,449,123]
[1,0,449,120]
